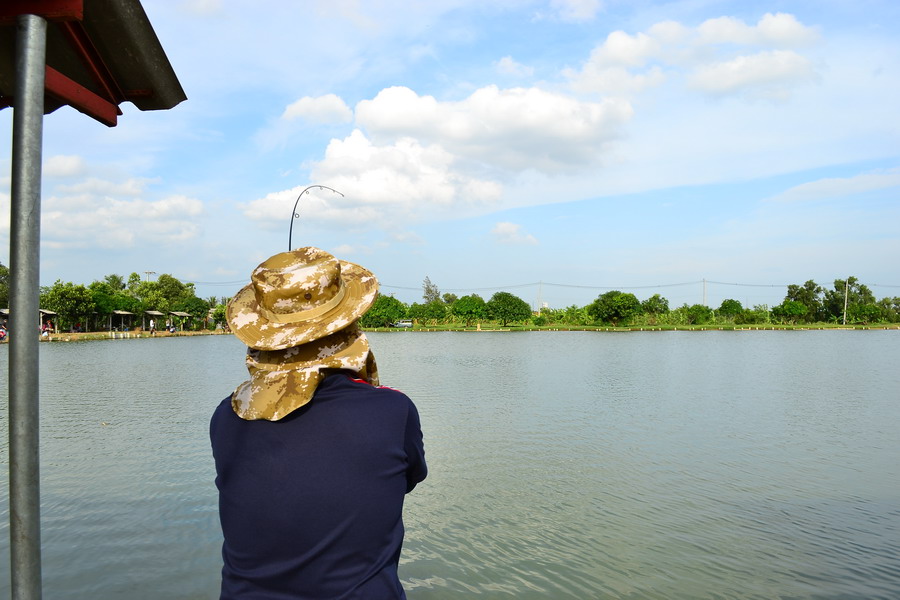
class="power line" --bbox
[542,280,701,290]
[183,277,900,292]
[181,280,246,287]
[705,280,789,288]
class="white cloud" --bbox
[182,0,223,16]
[688,50,816,98]
[767,168,900,203]
[243,129,503,228]
[491,221,538,245]
[566,12,819,99]
[566,63,666,96]
[697,13,819,47]
[496,56,534,78]
[550,0,602,23]
[44,155,87,177]
[249,81,633,232]
[281,94,353,124]
[589,30,662,68]
[57,177,152,197]
[38,176,203,249]
[356,85,633,172]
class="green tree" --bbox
[877,297,900,323]
[422,276,441,304]
[90,278,141,316]
[156,273,195,305]
[852,303,881,325]
[716,299,743,319]
[587,291,641,326]
[561,304,592,326]
[442,292,458,305]
[89,281,118,318]
[739,304,772,325]
[685,304,713,325]
[641,294,669,315]
[41,280,95,330]
[361,294,407,327]
[418,300,448,324]
[140,287,171,314]
[450,294,486,326]
[0,261,9,308]
[406,302,422,321]
[173,296,211,329]
[103,273,126,291]
[211,304,227,329]
[785,280,823,322]
[485,291,531,327]
[127,272,142,292]
[824,277,876,324]
[771,300,808,324]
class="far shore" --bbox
[4,329,231,343]
[0,323,895,344]
[365,324,900,333]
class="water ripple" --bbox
[0,332,898,598]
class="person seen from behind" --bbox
[210,247,427,599]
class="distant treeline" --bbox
[0,264,227,332]
[2,264,896,333]
[360,276,900,328]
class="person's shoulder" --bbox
[210,395,236,428]
[350,376,409,395]
[328,374,412,402]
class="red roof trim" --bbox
[45,66,120,126]
[0,0,83,23]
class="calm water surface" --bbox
[1,330,898,599]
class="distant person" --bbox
[210,247,427,599]
[149,318,155,335]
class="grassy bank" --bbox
[24,329,231,343]
[364,323,900,333]
[1,324,895,344]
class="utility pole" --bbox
[842,276,850,325]
[144,270,156,282]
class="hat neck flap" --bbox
[231,323,378,421]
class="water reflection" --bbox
[0,331,898,599]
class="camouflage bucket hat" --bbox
[232,323,379,421]
[227,247,378,351]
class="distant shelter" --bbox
[169,311,193,331]
[0,308,57,332]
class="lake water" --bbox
[1,330,899,599]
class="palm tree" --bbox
[103,273,126,291]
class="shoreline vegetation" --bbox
[1,267,897,341]
[0,322,895,344]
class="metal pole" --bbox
[9,13,47,600]
[842,277,850,325]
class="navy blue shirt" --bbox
[211,374,427,599]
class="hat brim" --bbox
[227,260,378,350]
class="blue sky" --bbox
[1,0,899,310]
